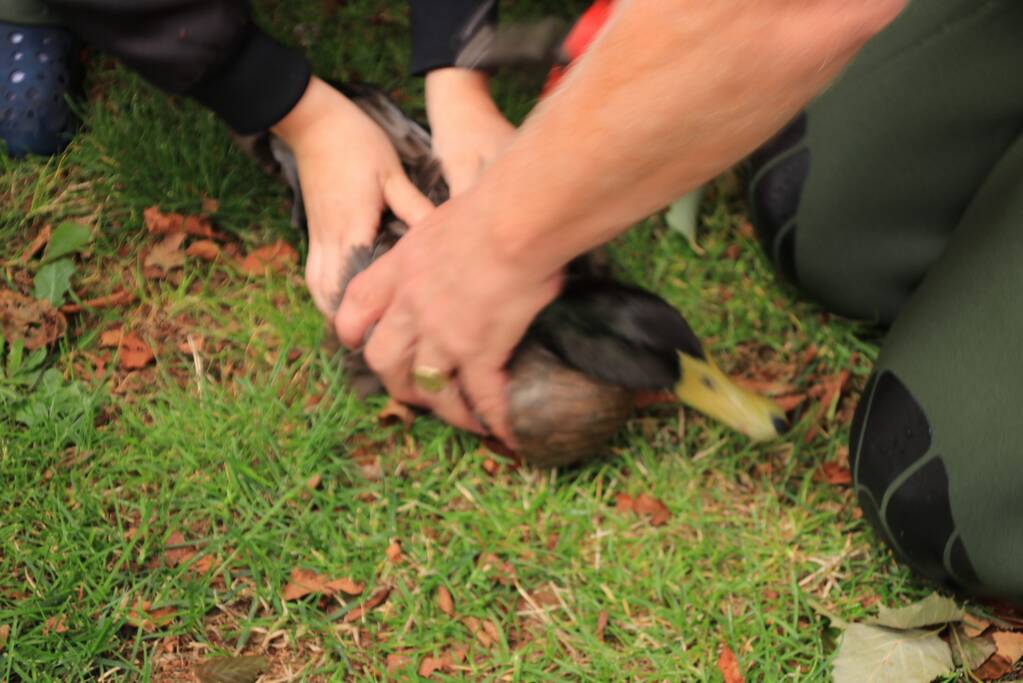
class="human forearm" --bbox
[469,0,906,276]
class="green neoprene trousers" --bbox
[748,0,1023,599]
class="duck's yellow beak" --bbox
[675,352,787,441]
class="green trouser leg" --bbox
[0,0,59,25]
[747,0,1023,599]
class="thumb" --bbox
[335,251,398,350]
[384,172,435,227]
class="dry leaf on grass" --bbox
[186,240,222,262]
[0,623,8,651]
[717,644,745,683]
[43,615,68,635]
[974,653,1014,680]
[437,586,455,617]
[343,586,392,623]
[163,531,197,566]
[773,394,807,412]
[20,224,51,263]
[992,631,1023,665]
[804,370,850,443]
[596,610,609,642]
[281,567,365,601]
[238,240,299,275]
[378,398,415,427]
[125,600,177,632]
[143,206,216,239]
[962,613,992,639]
[194,655,268,683]
[60,289,135,314]
[117,331,155,369]
[481,458,500,476]
[386,653,411,672]
[817,461,852,486]
[0,288,67,349]
[144,232,187,273]
[614,492,671,526]
[418,656,444,678]
[386,539,403,563]
[634,493,672,526]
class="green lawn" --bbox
[0,1,951,680]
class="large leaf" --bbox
[44,222,92,262]
[33,259,76,307]
[949,625,996,670]
[833,623,954,683]
[194,655,269,683]
[870,593,966,630]
[664,186,705,254]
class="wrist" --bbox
[425,68,502,126]
[271,76,345,153]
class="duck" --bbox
[237,82,786,467]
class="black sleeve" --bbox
[408,0,496,76]
[42,0,311,134]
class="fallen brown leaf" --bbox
[774,394,807,412]
[804,370,850,444]
[615,493,635,513]
[43,615,68,635]
[0,288,67,349]
[163,531,197,566]
[974,653,1013,680]
[190,554,215,575]
[717,644,745,683]
[481,458,499,476]
[386,539,403,563]
[281,567,364,601]
[477,553,516,586]
[144,232,187,273]
[186,240,222,262]
[596,610,609,642]
[993,631,1023,665]
[817,461,853,486]
[343,586,392,623]
[419,656,444,678]
[126,600,177,632]
[117,331,155,370]
[238,240,299,275]
[963,613,992,639]
[731,378,799,396]
[0,623,9,651]
[437,586,455,617]
[634,493,671,526]
[305,474,322,490]
[60,289,135,314]
[378,398,415,427]
[19,224,51,263]
[143,206,215,239]
[386,653,411,673]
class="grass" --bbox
[0,1,952,680]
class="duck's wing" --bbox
[522,278,706,391]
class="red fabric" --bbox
[542,0,615,95]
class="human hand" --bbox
[271,76,434,316]
[334,191,561,444]
[425,68,515,196]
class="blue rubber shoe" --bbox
[0,21,80,157]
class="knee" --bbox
[850,370,980,590]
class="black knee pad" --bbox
[747,114,808,284]
[850,370,979,589]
